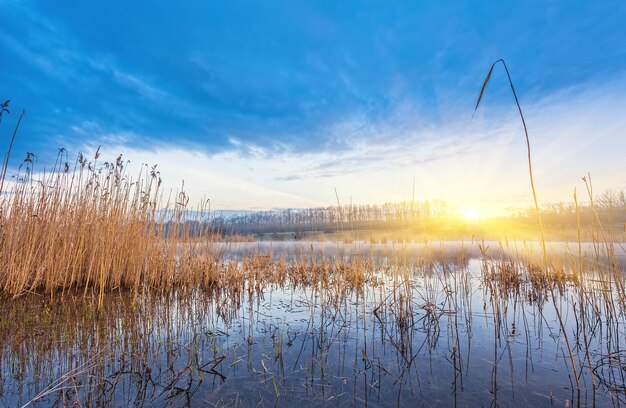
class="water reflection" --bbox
[1,253,624,407]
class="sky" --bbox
[1,1,625,214]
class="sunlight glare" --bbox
[460,207,480,222]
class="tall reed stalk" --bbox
[473,59,580,391]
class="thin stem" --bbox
[0,110,25,196]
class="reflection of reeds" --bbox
[1,244,623,406]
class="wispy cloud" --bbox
[1,1,626,211]
[52,72,626,212]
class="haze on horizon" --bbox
[1,1,625,215]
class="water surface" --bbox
[1,245,624,407]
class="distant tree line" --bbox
[208,200,454,235]
[510,189,626,230]
[200,189,626,236]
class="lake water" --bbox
[1,242,624,407]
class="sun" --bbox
[460,207,480,222]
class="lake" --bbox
[1,241,624,407]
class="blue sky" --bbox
[1,1,626,211]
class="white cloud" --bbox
[55,72,626,213]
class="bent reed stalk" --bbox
[474,59,580,391]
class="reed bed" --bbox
[0,141,224,300]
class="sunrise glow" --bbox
[1,3,625,407]
[460,207,481,222]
